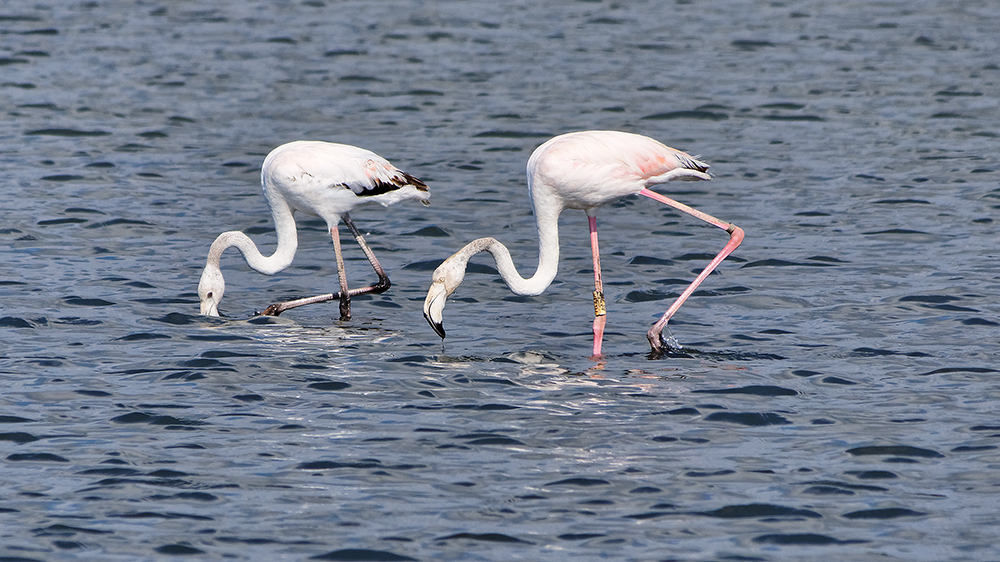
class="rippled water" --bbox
[2,1,999,560]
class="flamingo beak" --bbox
[200,299,220,317]
[425,313,446,339]
[423,282,447,339]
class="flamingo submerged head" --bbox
[198,261,225,316]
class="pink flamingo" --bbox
[198,141,429,320]
[422,130,743,357]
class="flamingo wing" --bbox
[342,159,428,197]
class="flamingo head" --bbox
[422,255,469,339]
[423,282,448,338]
[198,264,225,317]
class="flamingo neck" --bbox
[457,203,561,296]
[207,199,298,276]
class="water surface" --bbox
[2,1,999,560]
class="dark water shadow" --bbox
[641,346,787,362]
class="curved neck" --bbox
[207,199,298,275]
[456,204,561,296]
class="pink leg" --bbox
[589,215,606,358]
[638,188,745,354]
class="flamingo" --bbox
[422,130,743,357]
[198,140,429,320]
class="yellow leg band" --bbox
[593,290,606,316]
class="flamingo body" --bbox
[199,140,429,318]
[423,130,742,357]
[262,141,428,221]
[528,131,710,211]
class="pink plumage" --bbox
[424,130,743,358]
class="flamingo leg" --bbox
[331,223,352,320]
[588,215,606,358]
[341,213,392,296]
[638,188,744,354]
[260,214,391,318]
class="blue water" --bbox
[2,1,999,560]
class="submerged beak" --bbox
[200,300,220,317]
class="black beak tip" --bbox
[432,322,446,339]
[423,312,446,339]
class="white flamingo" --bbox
[422,130,743,357]
[198,140,429,320]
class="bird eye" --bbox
[206,292,213,298]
